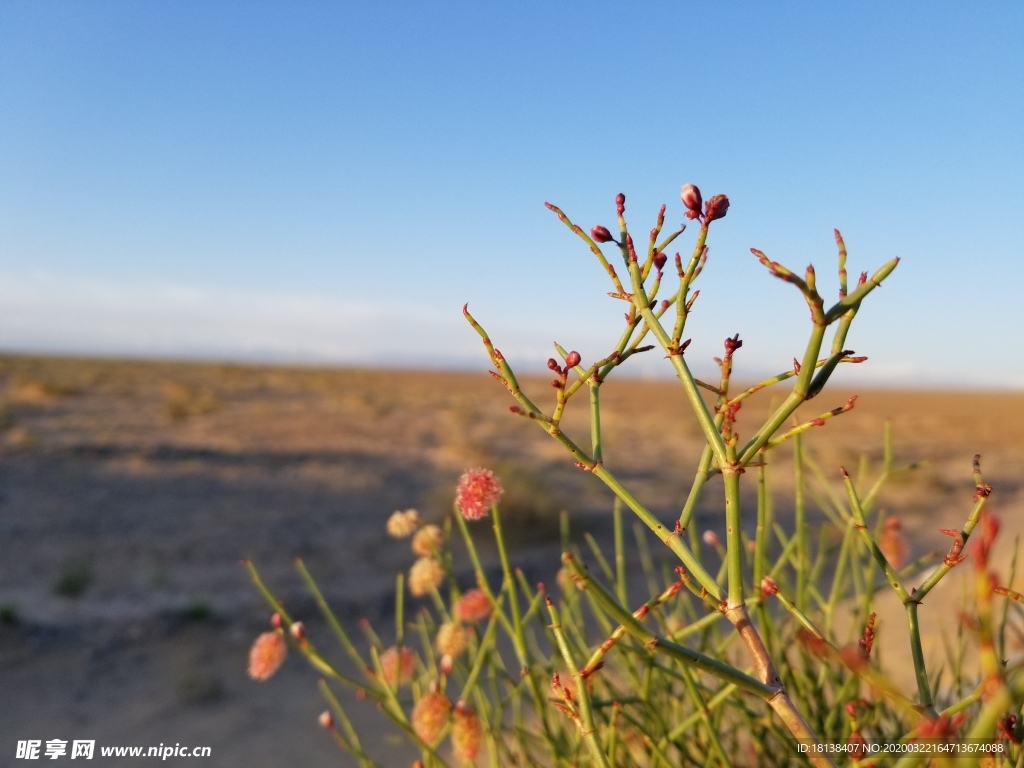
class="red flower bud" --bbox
[704,194,730,222]
[680,184,702,213]
[615,193,625,215]
[653,252,667,271]
[565,351,581,368]
[590,225,614,243]
[547,358,559,371]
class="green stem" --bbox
[723,467,745,609]
[905,601,935,713]
[545,597,613,768]
[795,434,808,610]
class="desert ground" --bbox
[1,354,1022,766]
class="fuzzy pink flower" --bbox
[455,468,504,521]
[879,516,909,570]
[379,645,416,686]
[248,630,287,680]
[455,589,492,622]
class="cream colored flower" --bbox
[451,701,483,763]
[409,557,445,596]
[386,508,420,538]
[412,524,444,557]
[435,620,468,658]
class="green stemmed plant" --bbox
[248,184,1024,767]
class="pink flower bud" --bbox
[318,711,334,729]
[590,225,614,243]
[704,194,730,222]
[565,351,581,368]
[702,530,721,548]
[680,184,702,213]
[270,612,282,629]
[289,621,306,640]
[761,576,779,597]
[653,252,667,271]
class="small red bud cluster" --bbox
[998,714,1020,744]
[680,183,729,224]
[724,334,742,357]
[847,731,869,761]
[548,350,582,389]
[940,528,967,567]
[859,612,876,659]
[615,193,625,215]
[705,194,730,222]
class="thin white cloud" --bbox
[0,271,471,366]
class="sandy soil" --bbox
[1,355,1022,766]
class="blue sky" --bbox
[1,2,1021,388]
